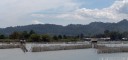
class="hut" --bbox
[91,38,98,48]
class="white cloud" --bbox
[0,0,128,27]
[0,0,78,27]
[56,13,85,20]
[33,20,44,24]
[32,0,128,23]
[58,0,128,22]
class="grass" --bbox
[31,44,92,52]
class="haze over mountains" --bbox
[0,19,128,36]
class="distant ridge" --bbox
[0,19,128,36]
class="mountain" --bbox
[0,19,128,36]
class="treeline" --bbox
[92,30,128,40]
[0,30,84,42]
[1,29,128,42]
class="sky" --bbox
[0,0,128,28]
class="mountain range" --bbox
[0,19,128,36]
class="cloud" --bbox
[0,0,78,27]
[55,13,85,20]
[32,0,128,23]
[33,20,44,24]
[58,0,128,22]
[0,0,128,27]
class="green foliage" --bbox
[9,31,21,39]
[0,34,5,39]
[93,30,124,40]
[19,31,29,39]
[63,35,67,39]
[3,28,128,42]
[80,34,84,39]
[104,30,110,37]
[58,35,62,39]
[29,34,40,42]
[29,30,35,35]
[52,35,58,41]
[41,34,52,42]
[109,31,123,40]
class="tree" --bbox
[63,35,67,39]
[0,34,5,39]
[104,30,110,37]
[109,31,123,40]
[29,34,40,42]
[122,32,128,38]
[29,30,35,35]
[41,34,51,42]
[9,31,20,39]
[53,35,58,41]
[76,35,80,39]
[80,33,84,39]
[58,35,62,39]
[20,31,29,39]
[94,34,105,38]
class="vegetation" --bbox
[0,19,128,42]
[0,19,128,36]
[0,29,128,42]
[29,34,40,42]
[92,30,128,40]
[0,30,83,42]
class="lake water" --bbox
[1,43,128,60]
[0,48,128,60]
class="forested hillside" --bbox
[0,19,128,36]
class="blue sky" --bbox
[34,0,116,14]
[74,0,116,9]
[0,0,128,28]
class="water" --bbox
[0,48,128,60]
[1,43,128,60]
